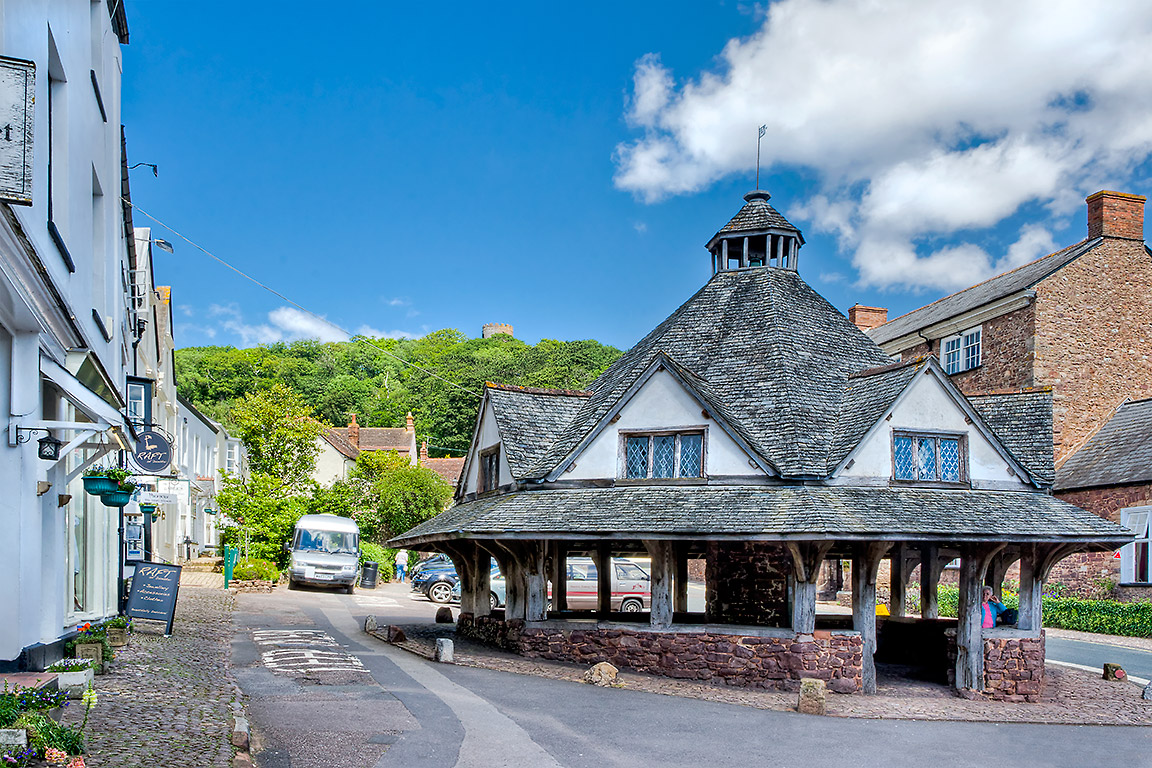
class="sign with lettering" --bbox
[126,562,182,634]
[134,430,173,473]
[0,56,34,206]
[138,491,179,505]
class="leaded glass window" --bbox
[625,436,649,478]
[892,432,966,484]
[679,434,703,478]
[622,432,705,479]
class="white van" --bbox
[286,514,360,593]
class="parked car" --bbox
[409,553,451,580]
[285,514,360,594]
[450,564,506,610]
[551,557,650,612]
[411,559,460,604]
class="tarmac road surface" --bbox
[232,583,1152,768]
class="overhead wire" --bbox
[121,198,482,399]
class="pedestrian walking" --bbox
[395,549,409,582]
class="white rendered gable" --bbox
[462,399,514,495]
[562,369,763,481]
[835,370,1031,490]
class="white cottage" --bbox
[391,190,1129,699]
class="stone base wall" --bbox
[984,632,1045,702]
[227,580,276,593]
[460,613,864,693]
[706,542,790,626]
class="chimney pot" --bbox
[420,441,429,463]
[848,304,888,332]
[1087,190,1145,241]
[347,413,359,448]
[406,412,414,432]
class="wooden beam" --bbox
[1017,543,1042,632]
[674,543,689,614]
[491,541,527,620]
[549,540,567,613]
[984,550,1018,602]
[595,542,611,618]
[955,543,1005,693]
[889,543,907,618]
[645,540,675,628]
[852,542,891,694]
[524,541,547,622]
[919,544,943,619]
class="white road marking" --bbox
[262,648,367,673]
[253,629,338,647]
[353,595,400,607]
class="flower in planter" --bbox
[45,748,68,765]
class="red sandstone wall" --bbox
[984,633,1045,702]
[705,542,789,626]
[1052,483,1152,596]
[1034,239,1152,462]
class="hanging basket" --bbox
[138,504,157,515]
[83,476,119,495]
[100,489,135,508]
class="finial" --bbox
[755,124,767,190]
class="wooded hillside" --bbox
[174,331,622,456]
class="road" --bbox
[231,583,1151,768]
[1046,635,1152,683]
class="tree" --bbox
[217,472,308,566]
[229,383,322,489]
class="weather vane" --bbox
[756,124,767,190]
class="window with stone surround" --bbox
[1120,507,1151,584]
[892,431,967,485]
[621,430,704,479]
[942,327,981,375]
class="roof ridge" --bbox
[486,382,592,398]
[878,239,1094,329]
[848,356,927,380]
[1117,395,1152,408]
[966,386,1053,397]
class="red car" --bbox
[549,557,650,612]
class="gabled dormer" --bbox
[706,190,805,273]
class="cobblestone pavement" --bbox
[60,587,239,767]
[181,570,225,588]
[383,624,1152,726]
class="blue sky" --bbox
[122,2,1152,351]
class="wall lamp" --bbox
[14,427,64,461]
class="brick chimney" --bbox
[848,304,888,332]
[347,413,359,448]
[1087,190,1145,241]
[405,412,414,433]
[420,441,429,464]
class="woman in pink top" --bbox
[981,586,1007,628]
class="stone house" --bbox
[862,191,1150,595]
[391,190,1127,700]
[313,412,418,485]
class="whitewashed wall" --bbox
[462,399,514,495]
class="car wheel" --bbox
[428,581,454,604]
[621,597,643,612]
[345,583,355,595]
[490,592,499,610]
[287,577,298,590]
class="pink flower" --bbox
[67,757,86,768]
[45,748,69,765]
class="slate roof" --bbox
[1056,398,1152,490]
[707,190,802,249]
[868,239,1100,345]
[321,428,359,460]
[486,385,590,478]
[827,360,925,472]
[389,486,1130,547]
[522,268,894,479]
[425,457,466,488]
[968,389,1055,486]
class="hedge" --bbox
[232,558,281,581]
[359,542,395,582]
[936,585,1152,637]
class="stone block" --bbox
[435,607,454,624]
[435,638,454,663]
[386,625,407,643]
[583,661,618,686]
[797,678,826,715]
[364,615,377,632]
[1103,663,1127,681]
[828,676,857,694]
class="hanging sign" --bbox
[134,430,173,473]
[0,56,34,206]
[126,562,182,634]
[138,490,179,505]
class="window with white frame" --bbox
[1121,507,1151,584]
[125,378,152,425]
[892,431,967,484]
[622,431,704,479]
[942,327,981,374]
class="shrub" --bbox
[232,558,280,582]
[15,711,85,757]
[358,543,395,581]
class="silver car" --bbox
[286,514,360,594]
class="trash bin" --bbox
[360,561,379,589]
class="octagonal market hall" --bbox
[390,190,1130,699]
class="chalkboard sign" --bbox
[126,562,182,634]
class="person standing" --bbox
[395,549,409,582]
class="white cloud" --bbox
[355,325,414,340]
[267,307,348,343]
[633,221,648,233]
[614,0,1152,290]
[388,297,410,307]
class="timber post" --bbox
[786,541,832,634]
[524,541,547,622]
[595,542,612,618]
[645,540,675,628]
[919,544,943,619]
[549,541,567,613]
[673,544,689,614]
[955,543,1005,694]
[852,541,891,694]
[889,543,908,618]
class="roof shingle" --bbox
[1056,398,1152,490]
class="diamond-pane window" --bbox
[894,436,915,480]
[626,437,649,478]
[653,435,676,478]
[679,434,702,477]
[940,438,961,482]
[893,432,966,484]
[917,437,937,480]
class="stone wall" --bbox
[457,612,524,651]
[517,624,863,693]
[705,542,789,626]
[984,633,1045,702]
[1053,483,1152,596]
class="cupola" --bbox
[706,190,804,274]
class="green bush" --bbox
[232,558,281,582]
[935,584,1152,637]
[64,630,114,662]
[15,711,85,756]
[359,543,395,581]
